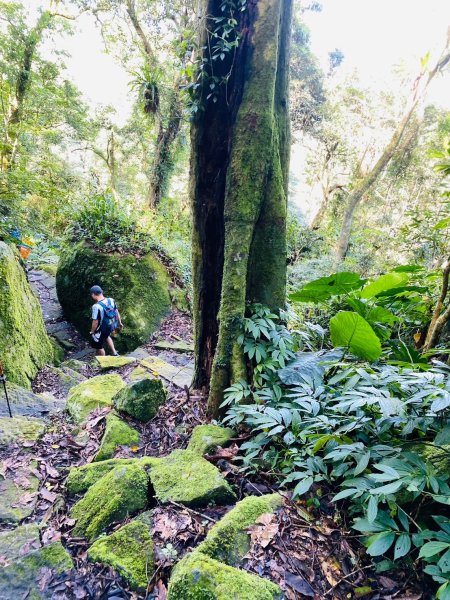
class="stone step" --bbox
[140,356,194,388]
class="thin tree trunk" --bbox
[191,0,293,416]
[334,45,450,264]
[422,258,450,352]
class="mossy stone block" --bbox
[187,425,234,456]
[0,541,73,600]
[0,467,40,523]
[149,449,236,507]
[0,523,40,560]
[71,463,149,541]
[0,383,64,419]
[88,520,154,591]
[95,355,136,369]
[197,494,282,566]
[56,242,171,353]
[167,551,282,600]
[129,366,154,382]
[0,415,46,447]
[66,458,135,496]
[66,374,125,423]
[61,359,87,373]
[113,378,167,422]
[95,412,140,461]
[47,365,86,395]
[0,242,54,388]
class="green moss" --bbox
[95,412,140,461]
[129,365,154,382]
[51,338,65,365]
[0,524,40,561]
[66,374,125,423]
[0,242,54,388]
[66,458,135,496]
[113,378,167,422]
[88,520,154,591]
[56,242,171,352]
[61,358,87,373]
[37,263,58,276]
[197,494,282,566]
[187,425,234,456]
[47,365,86,395]
[0,469,39,523]
[0,416,45,447]
[0,542,73,600]
[95,355,136,369]
[71,463,149,541]
[167,551,282,600]
[149,449,236,507]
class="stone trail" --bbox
[0,269,282,599]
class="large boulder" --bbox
[66,374,125,423]
[56,243,172,352]
[0,242,54,388]
[113,378,167,422]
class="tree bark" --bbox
[191,0,293,417]
[334,45,450,264]
[422,257,450,353]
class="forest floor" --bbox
[0,270,426,600]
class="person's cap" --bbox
[90,285,103,295]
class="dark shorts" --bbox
[90,332,110,350]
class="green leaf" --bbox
[438,548,450,572]
[434,218,450,231]
[370,480,403,495]
[394,533,411,560]
[290,272,364,303]
[330,312,382,361]
[368,496,378,522]
[419,541,450,559]
[367,531,396,556]
[361,273,409,299]
[293,476,314,497]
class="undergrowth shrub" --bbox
[223,303,450,598]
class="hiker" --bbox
[89,285,123,356]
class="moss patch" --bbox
[0,416,46,447]
[0,523,40,560]
[88,520,154,591]
[71,463,150,541]
[95,413,140,461]
[66,458,135,496]
[187,425,234,456]
[129,366,154,382]
[113,378,167,422]
[197,494,282,566]
[0,242,54,388]
[61,358,87,373]
[66,374,125,423]
[47,365,86,395]
[0,541,73,600]
[96,356,136,369]
[1,383,64,418]
[0,466,40,524]
[167,551,282,600]
[149,449,236,507]
[56,242,171,353]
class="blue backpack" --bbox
[98,300,118,335]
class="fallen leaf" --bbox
[285,571,315,597]
[247,513,279,548]
[40,488,57,503]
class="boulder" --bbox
[46,365,86,395]
[61,358,88,374]
[56,242,171,352]
[197,494,282,566]
[95,412,140,461]
[0,523,40,560]
[0,541,73,600]
[0,415,46,447]
[129,365,154,382]
[88,520,154,591]
[0,465,39,523]
[113,378,167,422]
[187,425,234,456]
[0,242,55,388]
[66,374,125,423]
[0,383,65,418]
[71,463,150,541]
[167,551,282,600]
[149,449,236,507]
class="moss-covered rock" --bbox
[71,463,150,541]
[95,355,136,369]
[0,243,55,389]
[187,425,234,456]
[197,494,282,566]
[0,383,65,418]
[37,263,58,276]
[0,415,46,447]
[129,365,154,382]
[113,378,167,422]
[0,541,73,600]
[88,520,154,591]
[66,458,135,496]
[47,365,86,395]
[95,412,140,461]
[56,242,171,352]
[0,523,40,560]
[0,473,39,523]
[149,449,236,507]
[61,358,88,373]
[167,551,282,600]
[66,374,125,423]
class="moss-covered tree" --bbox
[191,0,293,416]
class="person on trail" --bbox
[89,285,124,356]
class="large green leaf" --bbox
[361,272,409,299]
[330,311,382,361]
[290,272,364,303]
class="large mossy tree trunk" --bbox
[191,0,293,417]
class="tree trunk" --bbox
[334,45,450,264]
[422,257,450,353]
[147,88,182,209]
[191,0,293,417]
